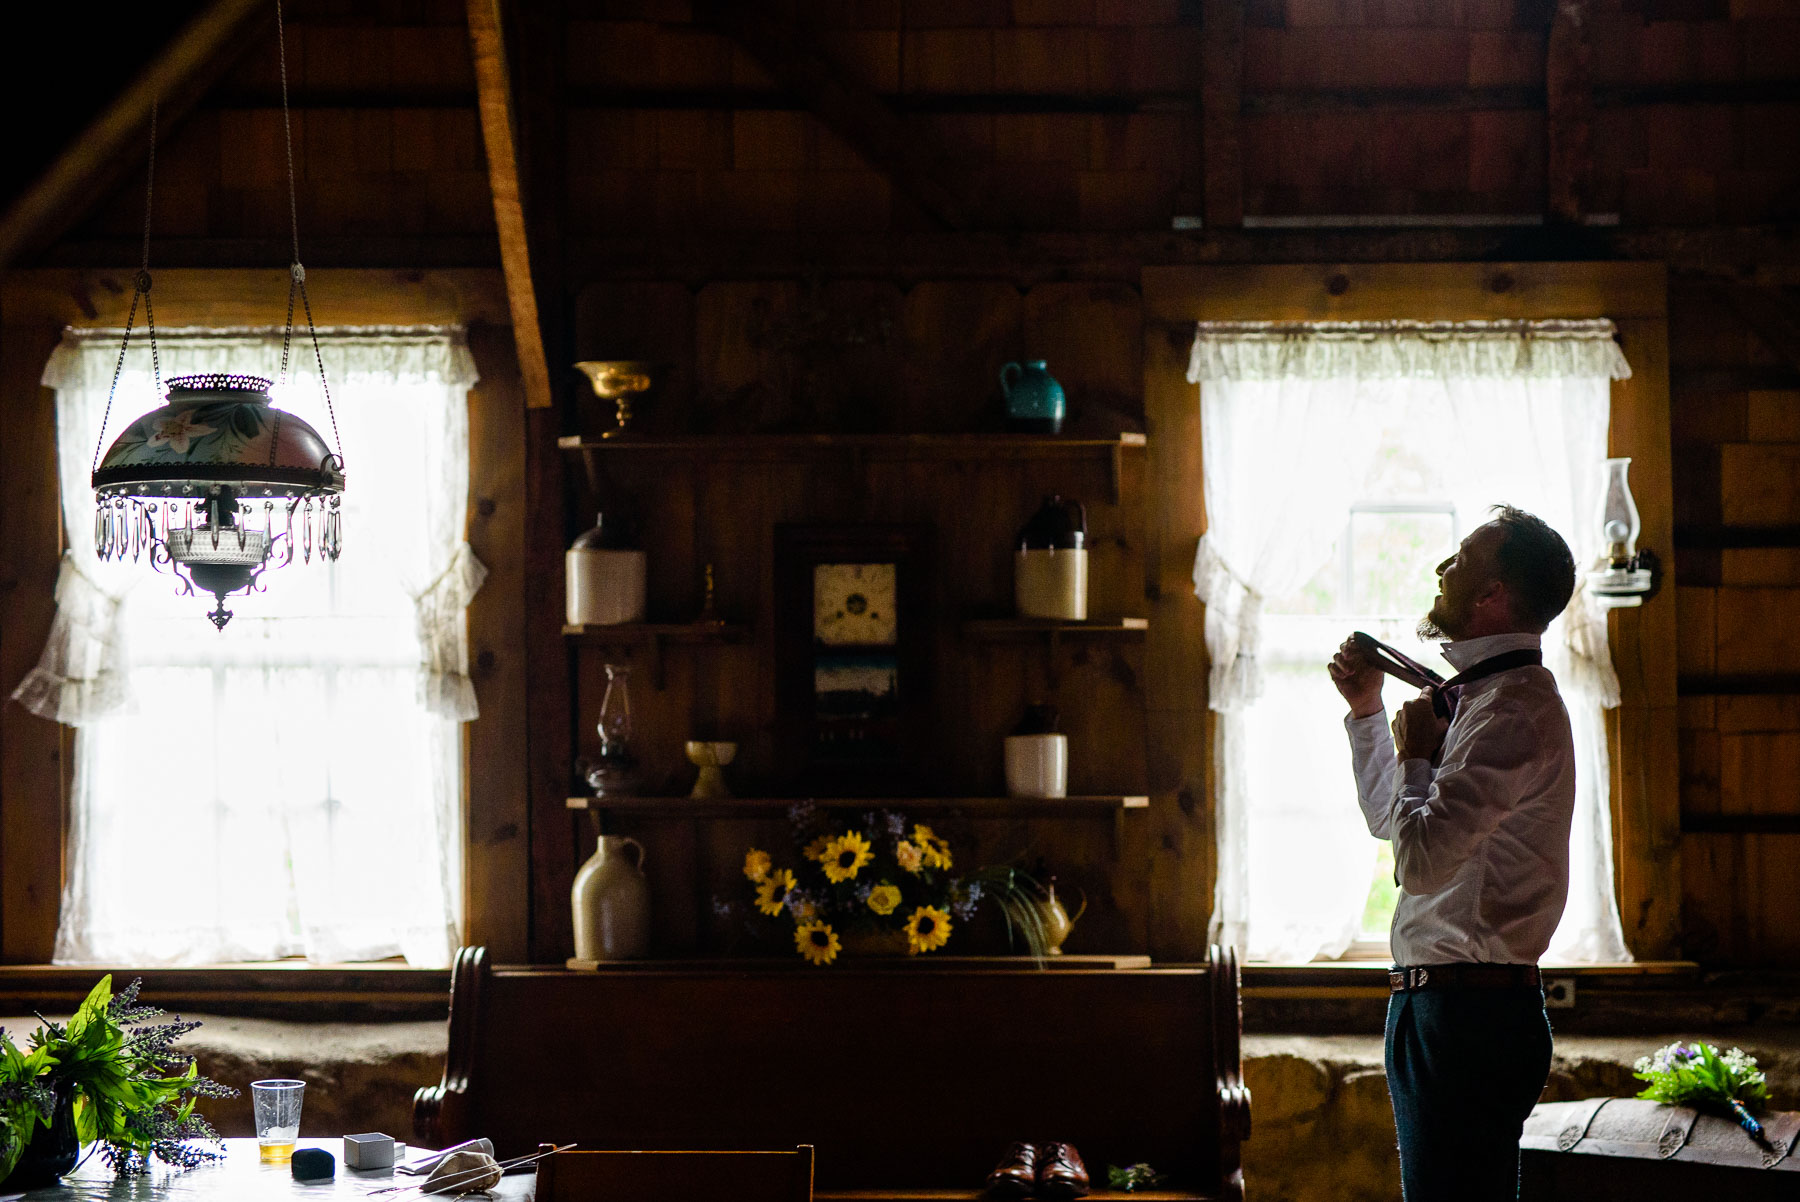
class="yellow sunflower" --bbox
[905,905,953,955]
[895,840,924,874]
[743,848,772,883]
[912,824,953,871]
[795,920,841,966]
[755,868,796,916]
[821,831,874,883]
[866,882,902,916]
[803,834,833,862]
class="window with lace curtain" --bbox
[11,327,483,968]
[1191,320,1636,965]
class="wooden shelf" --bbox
[564,954,1154,971]
[562,621,749,642]
[562,622,750,689]
[1681,814,1800,835]
[558,431,1146,501]
[962,617,1148,637]
[557,431,1145,455]
[565,795,1150,816]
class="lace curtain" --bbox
[12,327,481,966]
[1190,319,1634,964]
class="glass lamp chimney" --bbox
[1588,457,1655,607]
[1600,457,1641,568]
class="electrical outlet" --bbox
[1544,977,1577,1009]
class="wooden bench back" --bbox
[416,948,1248,1198]
[535,1145,814,1202]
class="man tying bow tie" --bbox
[1328,505,1578,1202]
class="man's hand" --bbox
[1392,690,1450,762]
[1329,636,1386,718]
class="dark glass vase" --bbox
[0,1085,80,1191]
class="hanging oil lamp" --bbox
[89,1,345,629]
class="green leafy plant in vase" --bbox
[0,975,236,1188]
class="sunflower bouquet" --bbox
[742,806,983,966]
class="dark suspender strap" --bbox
[1432,648,1544,719]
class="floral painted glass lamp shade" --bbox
[91,372,345,628]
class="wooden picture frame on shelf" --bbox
[773,524,933,796]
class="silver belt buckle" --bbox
[1412,967,1430,990]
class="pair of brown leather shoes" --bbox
[985,1141,1089,1200]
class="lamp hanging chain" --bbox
[274,0,343,462]
[92,98,161,479]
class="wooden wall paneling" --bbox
[1611,311,1682,958]
[524,403,574,963]
[1021,281,1146,431]
[0,0,271,270]
[1200,0,1245,230]
[0,320,68,962]
[462,323,531,961]
[1682,832,1800,966]
[693,280,802,433]
[898,281,1024,433]
[706,0,981,231]
[1142,315,1213,961]
[2,269,511,329]
[570,281,697,438]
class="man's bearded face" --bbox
[1419,523,1502,641]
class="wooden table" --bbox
[3,1139,535,1202]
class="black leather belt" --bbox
[1388,964,1542,993]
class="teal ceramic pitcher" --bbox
[1000,360,1065,434]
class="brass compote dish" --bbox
[573,361,663,438]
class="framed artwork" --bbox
[773,525,932,795]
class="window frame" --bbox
[0,268,531,971]
[1141,262,1679,962]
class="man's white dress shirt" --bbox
[1345,632,1576,967]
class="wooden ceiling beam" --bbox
[1546,0,1594,225]
[0,0,270,271]
[702,0,982,232]
[466,0,554,410]
[1201,0,1245,230]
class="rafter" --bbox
[467,0,554,410]
[0,0,269,270]
[1546,0,1594,225]
[702,0,982,232]
[1201,0,1244,229]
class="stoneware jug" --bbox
[1014,494,1088,621]
[572,835,651,960]
[1000,360,1066,434]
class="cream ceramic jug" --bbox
[571,835,651,960]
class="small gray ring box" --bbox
[344,1133,397,1170]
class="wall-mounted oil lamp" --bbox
[1587,457,1659,608]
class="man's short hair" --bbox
[1489,505,1576,632]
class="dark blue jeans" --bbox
[1385,986,1553,1202]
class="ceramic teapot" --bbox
[571,835,651,960]
[1000,360,1066,434]
[1035,878,1087,955]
